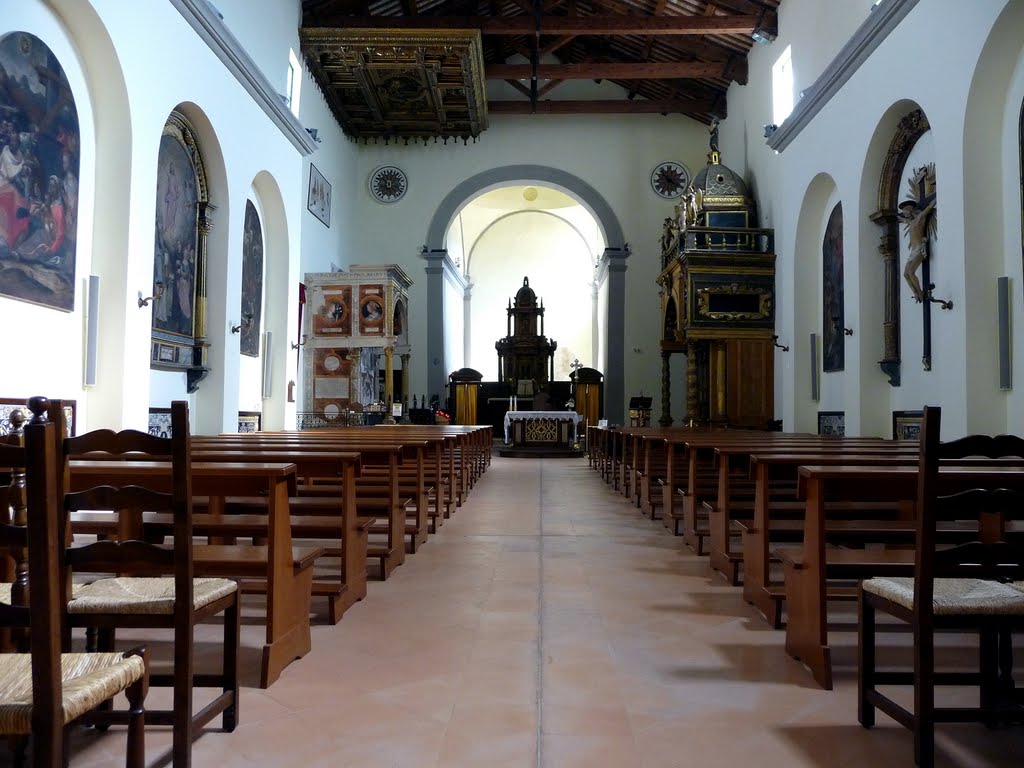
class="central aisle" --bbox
[77,455,1021,768]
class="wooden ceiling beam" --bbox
[487,61,724,80]
[303,14,767,35]
[489,98,715,114]
[540,35,576,57]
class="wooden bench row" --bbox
[585,425,1024,690]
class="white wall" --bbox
[722,0,1024,437]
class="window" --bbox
[772,45,794,126]
[286,49,302,117]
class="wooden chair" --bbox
[45,398,239,768]
[858,406,1024,766]
[0,404,149,768]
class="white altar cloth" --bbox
[503,410,582,444]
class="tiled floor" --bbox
[51,456,1024,766]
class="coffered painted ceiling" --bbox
[300,0,780,141]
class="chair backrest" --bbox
[45,399,194,633]
[0,408,65,734]
[915,406,1024,611]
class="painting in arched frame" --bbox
[240,199,264,357]
[0,31,80,311]
[822,202,844,372]
[150,110,211,390]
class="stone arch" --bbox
[426,165,625,252]
[423,165,630,422]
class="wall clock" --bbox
[650,161,690,200]
[369,165,408,204]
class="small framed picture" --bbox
[817,410,845,437]
[892,410,923,440]
[307,163,331,227]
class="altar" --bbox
[504,410,581,447]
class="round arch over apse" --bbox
[422,165,630,422]
[425,165,626,251]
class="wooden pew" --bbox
[69,459,321,688]
[779,463,1024,689]
[706,440,917,584]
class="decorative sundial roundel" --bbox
[369,165,408,204]
[650,161,690,200]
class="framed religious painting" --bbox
[149,111,212,392]
[239,200,264,357]
[822,203,845,372]
[307,163,331,227]
[0,32,81,311]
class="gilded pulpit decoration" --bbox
[299,28,488,143]
[150,111,212,393]
[657,130,776,429]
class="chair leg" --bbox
[173,631,194,768]
[913,629,935,768]
[858,591,876,728]
[980,626,999,727]
[125,673,147,768]
[223,595,241,732]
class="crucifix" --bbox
[570,358,583,375]
[900,164,949,371]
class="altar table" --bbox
[503,410,581,446]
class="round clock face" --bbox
[650,161,690,200]
[369,165,408,204]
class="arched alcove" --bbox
[857,99,929,438]
[423,164,630,422]
[791,172,838,433]
[962,0,1024,433]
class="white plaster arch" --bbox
[422,165,630,422]
[791,172,837,433]
[962,0,1024,433]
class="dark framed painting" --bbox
[817,410,845,437]
[307,163,331,227]
[892,410,923,441]
[0,32,80,311]
[150,111,211,389]
[822,202,845,372]
[240,200,264,357]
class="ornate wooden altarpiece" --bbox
[301,265,412,426]
[496,276,557,388]
[657,140,777,429]
[299,28,488,143]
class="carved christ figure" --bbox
[900,197,936,302]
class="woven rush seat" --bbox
[0,652,146,734]
[863,576,1024,615]
[67,577,237,615]
[0,582,84,604]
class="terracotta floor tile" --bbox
[31,454,1024,768]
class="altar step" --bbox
[498,446,585,459]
